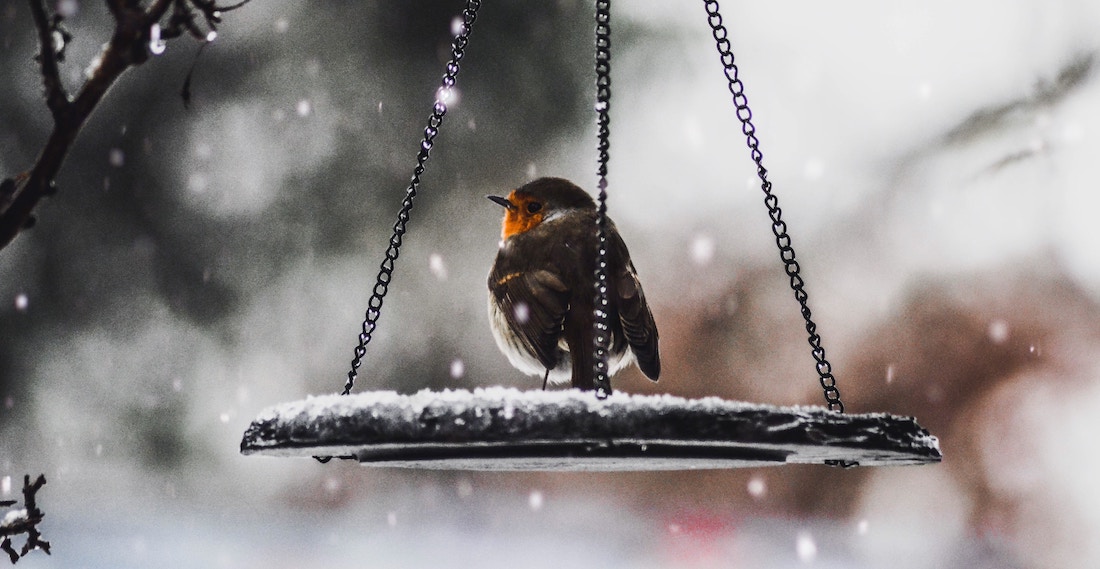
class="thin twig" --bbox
[27,0,69,120]
[215,0,255,11]
[145,0,176,22]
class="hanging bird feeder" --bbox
[240,0,942,470]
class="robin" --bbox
[487,177,660,391]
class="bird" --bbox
[486,177,660,391]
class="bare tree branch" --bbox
[105,0,126,20]
[0,0,247,254]
[0,475,49,564]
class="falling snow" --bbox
[14,293,28,312]
[450,16,465,37]
[56,0,78,17]
[296,99,312,117]
[796,532,817,563]
[429,253,448,280]
[690,235,716,265]
[987,319,1010,344]
[449,359,465,379]
[436,86,458,107]
[528,490,544,512]
[513,302,530,324]
[747,476,766,499]
[109,148,125,167]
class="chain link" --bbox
[702,0,846,416]
[591,0,613,398]
[342,0,482,397]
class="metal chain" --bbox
[314,0,481,465]
[341,0,482,397]
[591,0,613,398]
[702,0,845,414]
[315,0,481,464]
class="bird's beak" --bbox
[486,195,516,211]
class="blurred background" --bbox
[2,0,1099,567]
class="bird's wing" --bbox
[611,234,661,381]
[489,268,570,372]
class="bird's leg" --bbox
[541,369,550,391]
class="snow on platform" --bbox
[240,387,942,471]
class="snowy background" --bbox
[2,0,1100,567]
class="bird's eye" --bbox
[526,202,543,214]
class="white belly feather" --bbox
[487,296,635,386]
